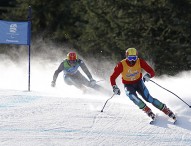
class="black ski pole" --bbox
[150,79,191,108]
[101,94,115,112]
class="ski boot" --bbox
[161,105,176,121]
[142,105,156,120]
[148,112,156,120]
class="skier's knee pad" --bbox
[125,90,139,103]
[128,94,145,109]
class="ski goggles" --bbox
[127,56,138,61]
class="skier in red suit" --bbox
[110,48,176,121]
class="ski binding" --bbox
[149,114,157,124]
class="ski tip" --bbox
[173,119,177,124]
[150,121,154,124]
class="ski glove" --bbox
[113,85,120,95]
[143,73,151,82]
[51,81,56,87]
[90,78,96,87]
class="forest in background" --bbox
[0,0,191,76]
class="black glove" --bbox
[51,81,56,87]
[112,85,120,95]
[143,73,151,82]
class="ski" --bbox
[149,113,177,124]
[173,119,177,124]
[150,119,155,124]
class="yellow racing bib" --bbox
[121,59,141,81]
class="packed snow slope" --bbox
[0,46,191,146]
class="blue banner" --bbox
[0,20,29,45]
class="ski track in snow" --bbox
[0,87,191,146]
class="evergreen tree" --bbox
[1,0,191,75]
